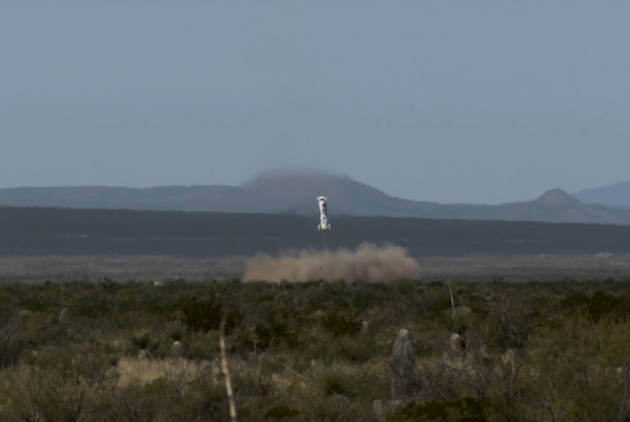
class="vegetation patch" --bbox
[394,397,490,422]
[174,297,243,334]
[2,278,630,421]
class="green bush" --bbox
[175,298,243,334]
[239,309,303,351]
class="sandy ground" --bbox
[0,253,629,283]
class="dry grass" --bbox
[116,357,215,387]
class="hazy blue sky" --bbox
[1,2,629,204]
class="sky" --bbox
[1,1,629,204]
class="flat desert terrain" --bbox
[1,252,629,283]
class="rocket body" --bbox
[317,196,331,231]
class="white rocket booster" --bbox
[317,196,331,231]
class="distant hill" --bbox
[573,180,630,207]
[2,171,630,224]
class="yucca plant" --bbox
[389,329,416,400]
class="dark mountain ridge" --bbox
[2,171,630,224]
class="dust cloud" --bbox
[243,242,420,283]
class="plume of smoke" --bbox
[243,242,420,283]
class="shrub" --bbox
[175,298,243,334]
[239,312,301,352]
[393,397,490,422]
[322,310,362,338]
[562,290,630,323]
[130,332,159,358]
[165,321,186,342]
[0,310,27,367]
[264,405,301,419]
[311,362,359,399]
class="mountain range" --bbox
[573,180,630,207]
[1,171,630,225]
